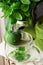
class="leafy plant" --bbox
[0,0,41,25]
[8,47,30,62]
[0,0,41,44]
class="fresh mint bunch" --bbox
[0,0,41,25]
[8,47,30,62]
[0,0,41,45]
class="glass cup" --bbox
[5,31,33,65]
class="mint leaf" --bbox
[15,47,25,54]
[15,47,25,62]
[14,12,22,20]
[8,47,30,62]
[11,18,17,24]
[15,47,30,62]
[27,18,32,25]
[25,11,30,17]
[4,0,10,3]
[24,54,30,60]
[5,18,12,31]
[21,0,30,5]
[15,52,25,62]
[4,7,13,18]
[21,4,29,12]
[17,47,25,51]
[11,2,20,9]
[4,2,20,18]
[0,2,4,8]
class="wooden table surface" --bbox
[0,56,16,65]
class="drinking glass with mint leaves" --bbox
[4,31,32,65]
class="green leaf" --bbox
[4,0,10,3]
[14,12,22,20]
[24,54,30,60]
[4,7,13,18]
[11,2,20,9]
[9,16,17,24]
[15,52,24,62]
[10,14,17,24]
[27,18,32,25]
[11,18,17,24]
[25,11,30,17]
[8,46,30,62]
[5,18,12,31]
[15,47,25,62]
[15,47,30,62]
[4,2,20,18]
[15,47,25,53]
[2,4,9,11]
[18,47,25,51]
[21,4,29,12]
[0,2,4,8]
[21,0,30,5]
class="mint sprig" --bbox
[8,47,30,62]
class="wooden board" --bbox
[0,56,5,65]
[0,56,15,65]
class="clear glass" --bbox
[5,31,33,65]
